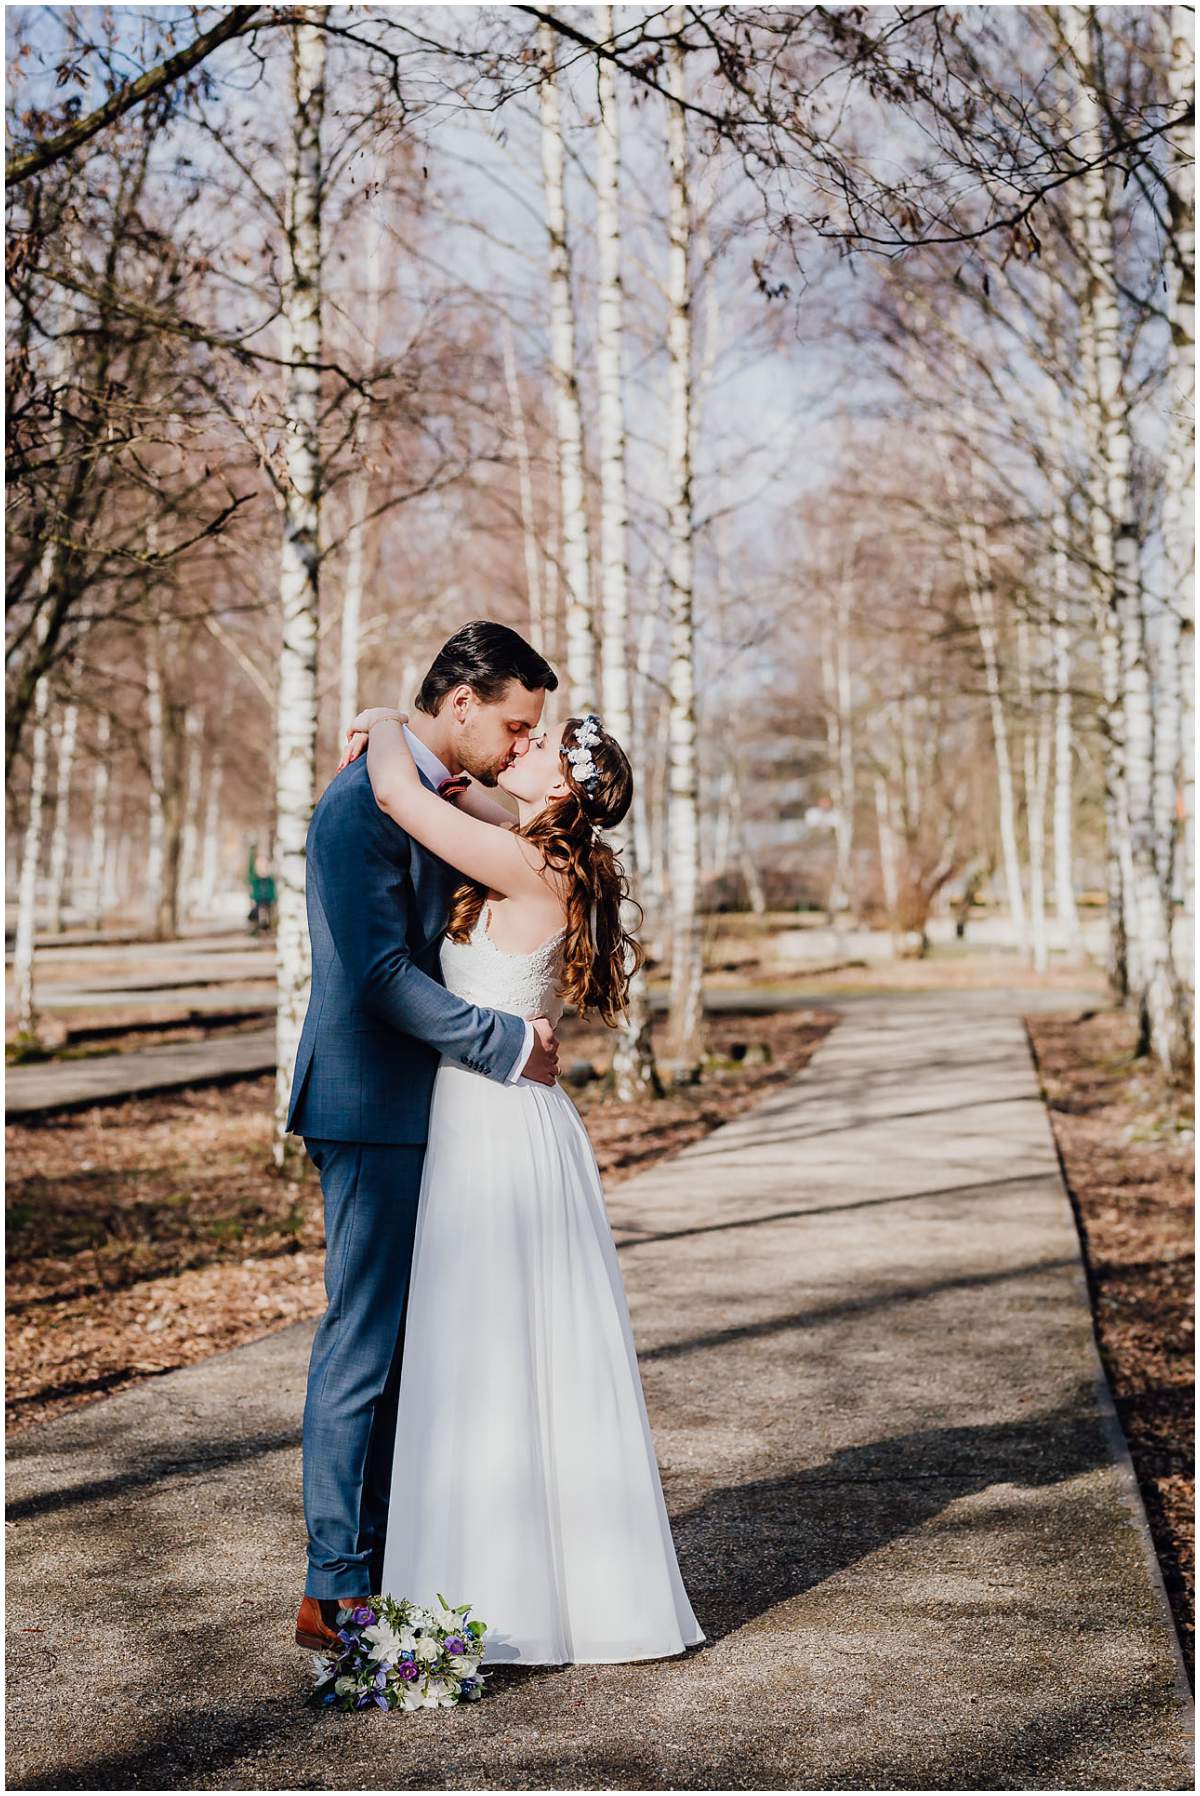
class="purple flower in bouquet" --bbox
[397,1659,420,1682]
[352,1605,376,1627]
[445,1636,467,1657]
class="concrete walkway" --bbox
[5,994,1192,1790]
[6,1028,276,1116]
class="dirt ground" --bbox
[5,1007,834,1438]
[1026,1008,1195,1682]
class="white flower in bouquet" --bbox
[414,1634,440,1664]
[334,1676,356,1696]
[395,1625,417,1651]
[362,1622,404,1663]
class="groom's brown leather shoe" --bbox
[295,1594,371,1652]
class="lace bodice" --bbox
[439,906,567,1026]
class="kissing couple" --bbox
[287,620,704,1667]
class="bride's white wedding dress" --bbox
[379,906,705,1665]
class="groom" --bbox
[287,620,560,1652]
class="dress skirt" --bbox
[378,1062,705,1665]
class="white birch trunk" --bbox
[539,20,596,711]
[940,424,1027,951]
[1076,229,1134,994]
[502,319,545,654]
[596,9,658,1099]
[177,706,203,923]
[87,711,111,929]
[820,556,856,925]
[664,17,703,1073]
[104,830,124,917]
[199,759,223,913]
[1046,388,1083,952]
[1019,618,1052,974]
[874,772,900,916]
[1071,4,1189,1071]
[630,604,659,907]
[46,699,78,933]
[1052,608,1082,945]
[145,617,166,936]
[12,598,53,1037]
[1164,5,1195,955]
[274,11,326,1165]
[337,176,384,741]
[1152,608,1181,893]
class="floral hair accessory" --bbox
[561,714,602,790]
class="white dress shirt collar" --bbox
[403,723,451,790]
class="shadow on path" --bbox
[639,1252,1080,1365]
[10,1388,1121,1793]
[672,1383,1111,1647]
[614,1171,1057,1251]
[6,1426,302,1526]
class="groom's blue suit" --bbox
[287,752,527,1598]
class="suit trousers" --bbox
[301,1138,425,1598]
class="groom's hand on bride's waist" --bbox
[523,1017,560,1086]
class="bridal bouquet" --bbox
[308,1593,488,1713]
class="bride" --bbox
[339,704,704,1667]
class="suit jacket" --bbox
[286,753,526,1144]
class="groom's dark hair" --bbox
[415,619,558,716]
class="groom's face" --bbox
[453,679,548,785]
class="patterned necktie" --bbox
[437,774,470,803]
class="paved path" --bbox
[5,1029,276,1116]
[5,994,1192,1790]
[5,983,1098,1117]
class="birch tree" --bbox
[820,540,857,927]
[1070,4,1189,1074]
[1017,616,1052,973]
[87,712,112,930]
[502,318,546,654]
[144,569,167,936]
[664,16,704,1074]
[337,172,385,741]
[595,6,659,1099]
[539,19,597,711]
[1046,387,1083,953]
[199,758,224,915]
[1163,3,1195,953]
[45,698,79,934]
[940,427,1027,955]
[12,608,52,1041]
[177,706,203,922]
[274,10,326,1164]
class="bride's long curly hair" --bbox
[446,716,644,1026]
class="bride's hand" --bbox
[335,708,409,774]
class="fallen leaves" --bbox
[1027,1008,1194,1678]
